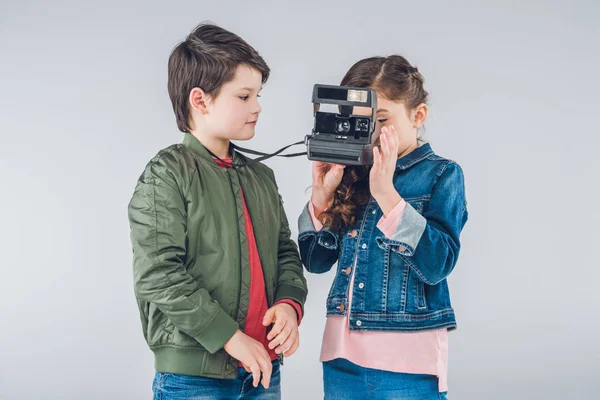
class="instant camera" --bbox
[304,84,377,165]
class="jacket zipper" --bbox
[225,171,242,323]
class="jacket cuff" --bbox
[308,201,324,231]
[192,307,239,354]
[298,202,338,250]
[298,202,317,235]
[274,284,306,318]
[383,202,427,256]
[377,199,407,238]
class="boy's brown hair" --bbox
[168,23,270,132]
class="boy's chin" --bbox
[229,128,256,141]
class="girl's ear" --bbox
[189,87,211,115]
[412,103,429,129]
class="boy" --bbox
[128,23,307,399]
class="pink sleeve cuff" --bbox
[308,201,324,232]
[377,199,407,238]
[274,299,303,326]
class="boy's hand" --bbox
[224,330,272,388]
[263,303,300,357]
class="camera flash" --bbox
[347,90,367,103]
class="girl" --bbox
[298,55,468,399]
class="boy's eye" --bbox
[377,119,388,124]
[239,95,249,101]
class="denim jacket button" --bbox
[356,320,362,326]
[338,304,345,312]
[372,210,376,215]
[358,283,365,289]
[361,244,367,249]
[350,230,358,238]
[343,267,352,275]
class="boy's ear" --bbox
[189,87,210,115]
[412,103,428,129]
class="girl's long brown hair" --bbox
[319,55,429,233]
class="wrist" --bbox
[224,329,242,350]
[372,185,394,201]
[374,190,402,217]
[279,302,295,314]
[311,194,332,215]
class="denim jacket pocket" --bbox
[407,198,426,214]
[376,236,412,256]
[414,273,428,310]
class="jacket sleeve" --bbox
[128,155,238,354]
[297,202,340,274]
[378,162,468,285]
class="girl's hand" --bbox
[370,126,402,216]
[311,161,345,215]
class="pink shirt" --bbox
[309,200,449,392]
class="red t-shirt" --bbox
[215,158,302,362]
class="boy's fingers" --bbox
[251,363,261,387]
[267,317,287,341]
[275,329,297,354]
[269,325,291,349]
[285,336,300,357]
[259,356,272,389]
[262,308,275,326]
[266,317,284,340]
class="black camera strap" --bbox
[206,140,307,168]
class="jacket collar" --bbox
[182,132,244,166]
[395,143,434,171]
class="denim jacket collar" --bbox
[395,143,434,171]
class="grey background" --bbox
[1,1,598,399]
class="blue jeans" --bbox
[323,358,448,400]
[152,361,281,399]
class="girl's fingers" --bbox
[390,126,399,152]
[381,131,390,166]
[373,146,381,171]
[380,128,387,154]
[330,165,345,179]
[387,126,398,171]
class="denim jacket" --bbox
[298,143,468,332]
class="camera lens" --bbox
[336,120,351,134]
